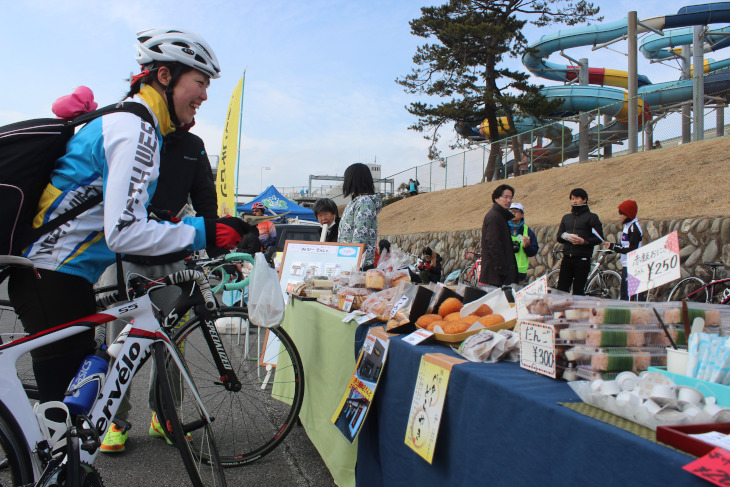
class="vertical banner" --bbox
[216,75,244,216]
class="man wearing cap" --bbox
[509,203,539,283]
[604,199,645,301]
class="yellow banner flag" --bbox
[216,76,244,216]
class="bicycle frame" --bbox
[0,289,212,480]
[688,277,730,304]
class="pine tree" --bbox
[398,0,601,181]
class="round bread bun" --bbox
[443,322,470,334]
[471,304,493,317]
[444,311,463,322]
[427,320,449,332]
[416,314,442,329]
[460,315,481,325]
[438,297,463,317]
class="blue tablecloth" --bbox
[357,334,704,487]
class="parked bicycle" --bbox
[457,250,481,287]
[545,249,622,299]
[667,261,730,304]
[0,252,304,486]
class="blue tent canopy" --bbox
[237,185,317,222]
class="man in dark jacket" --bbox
[479,184,518,287]
[556,188,604,295]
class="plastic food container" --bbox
[557,324,686,347]
[562,346,667,372]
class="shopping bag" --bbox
[248,253,285,328]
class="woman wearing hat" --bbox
[603,200,645,300]
[509,202,539,283]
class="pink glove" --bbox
[52,86,98,121]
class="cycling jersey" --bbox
[23,87,207,283]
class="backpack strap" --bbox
[19,102,156,250]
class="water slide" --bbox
[457,2,730,168]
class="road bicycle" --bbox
[545,249,622,299]
[0,252,304,486]
[667,261,730,304]
[457,250,481,287]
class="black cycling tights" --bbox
[9,268,95,405]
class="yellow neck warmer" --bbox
[138,84,175,136]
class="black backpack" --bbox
[0,102,154,256]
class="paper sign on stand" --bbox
[405,353,466,463]
[684,447,730,486]
[332,328,391,443]
[513,276,547,333]
[626,231,680,296]
[519,320,556,378]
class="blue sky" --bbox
[0,0,712,195]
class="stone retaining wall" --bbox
[381,217,730,300]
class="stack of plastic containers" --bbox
[523,293,730,381]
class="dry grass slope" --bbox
[378,137,730,236]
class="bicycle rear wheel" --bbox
[157,307,304,466]
[154,342,227,486]
[586,271,622,300]
[457,265,478,287]
[545,270,561,290]
[668,277,708,303]
[0,412,33,487]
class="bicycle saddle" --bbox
[704,262,724,269]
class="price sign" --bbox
[684,447,730,486]
[626,231,680,296]
[514,275,547,311]
[519,320,556,378]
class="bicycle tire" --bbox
[153,342,227,486]
[545,269,561,290]
[668,277,708,303]
[157,307,304,467]
[0,411,33,487]
[586,271,622,300]
[710,280,730,305]
[457,265,477,287]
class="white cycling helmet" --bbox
[135,28,221,79]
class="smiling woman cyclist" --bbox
[8,28,247,407]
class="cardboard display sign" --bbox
[626,231,680,296]
[519,320,556,378]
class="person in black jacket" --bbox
[556,188,604,295]
[97,122,224,453]
[604,199,646,301]
[313,198,340,242]
[479,184,518,287]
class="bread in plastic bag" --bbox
[248,253,286,328]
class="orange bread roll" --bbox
[427,320,449,332]
[477,314,505,327]
[443,322,470,334]
[416,314,441,329]
[438,297,463,317]
[445,312,463,322]
[471,304,493,317]
[460,315,481,325]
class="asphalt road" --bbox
[0,280,337,486]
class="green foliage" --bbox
[398,0,602,178]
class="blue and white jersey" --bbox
[23,94,207,283]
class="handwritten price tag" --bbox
[519,320,556,378]
[684,447,730,486]
[626,231,680,296]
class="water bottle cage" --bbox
[64,373,105,396]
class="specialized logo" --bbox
[204,318,233,370]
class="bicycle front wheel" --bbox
[586,271,622,300]
[160,307,305,466]
[154,342,227,487]
[0,413,33,487]
[668,277,708,302]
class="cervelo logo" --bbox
[93,341,142,434]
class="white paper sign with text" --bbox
[626,231,680,296]
[519,320,556,378]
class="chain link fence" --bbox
[386,70,730,193]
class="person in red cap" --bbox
[604,199,645,301]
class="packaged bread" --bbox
[360,286,401,321]
[365,269,386,290]
[389,269,411,288]
[336,287,372,310]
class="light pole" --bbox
[260,166,271,192]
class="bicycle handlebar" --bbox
[215,252,255,291]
